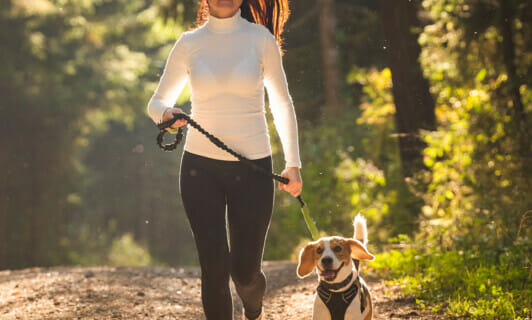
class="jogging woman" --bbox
[146,1,302,319]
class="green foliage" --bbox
[108,233,152,267]
[416,0,532,251]
[370,245,532,319]
[66,220,118,266]
[265,67,421,259]
[365,2,532,318]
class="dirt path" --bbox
[0,261,442,319]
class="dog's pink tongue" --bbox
[321,271,335,280]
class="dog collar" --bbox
[318,270,353,291]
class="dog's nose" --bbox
[322,256,333,266]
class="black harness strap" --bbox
[317,275,365,319]
[317,282,356,320]
[317,259,366,319]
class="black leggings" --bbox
[179,151,274,320]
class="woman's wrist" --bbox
[162,108,173,121]
[285,165,301,170]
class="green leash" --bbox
[156,111,320,241]
[298,199,319,240]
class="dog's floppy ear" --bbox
[297,243,318,278]
[347,239,375,261]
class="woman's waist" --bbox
[187,124,269,140]
[182,149,272,164]
[184,132,272,161]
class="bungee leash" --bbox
[156,111,320,240]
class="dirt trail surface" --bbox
[0,261,443,319]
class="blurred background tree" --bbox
[0,0,197,268]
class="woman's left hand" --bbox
[279,167,303,197]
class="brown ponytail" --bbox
[192,0,291,55]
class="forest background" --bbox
[1,0,530,318]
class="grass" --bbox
[368,244,531,319]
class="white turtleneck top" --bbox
[147,8,301,168]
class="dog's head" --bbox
[296,214,374,283]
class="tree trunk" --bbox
[0,169,7,266]
[499,0,530,159]
[377,0,436,177]
[29,158,43,266]
[317,0,341,115]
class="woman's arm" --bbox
[147,32,189,124]
[262,33,302,169]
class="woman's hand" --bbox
[162,108,187,130]
[279,167,303,197]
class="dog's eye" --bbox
[333,246,342,252]
[316,247,324,254]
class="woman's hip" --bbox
[180,150,273,190]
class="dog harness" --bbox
[316,261,366,320]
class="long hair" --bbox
[191,0,291,55]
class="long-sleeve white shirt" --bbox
[147,8,301,168]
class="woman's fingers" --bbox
[278,168,302,197]
[169,108,187,128]
[285,181,302,197]
[170,119,187,128]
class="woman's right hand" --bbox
[279,167,303,197]
[162,108,187,130]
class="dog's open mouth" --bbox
[317,262,344,281]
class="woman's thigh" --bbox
[179,151,229,266]
[225,156,274,271]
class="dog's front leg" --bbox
[312,293,331,320]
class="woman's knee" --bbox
[231,266,265,288]
[202,259,231,285]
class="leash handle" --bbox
[157,112,188,131]
[155,113,186,152]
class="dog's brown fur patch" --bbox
[347,239,375,261]
[297,241,321,277]
[363,283,372,319]
[329,237,352,266]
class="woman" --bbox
[146,0,302,319]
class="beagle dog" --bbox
[297,214,375,320]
